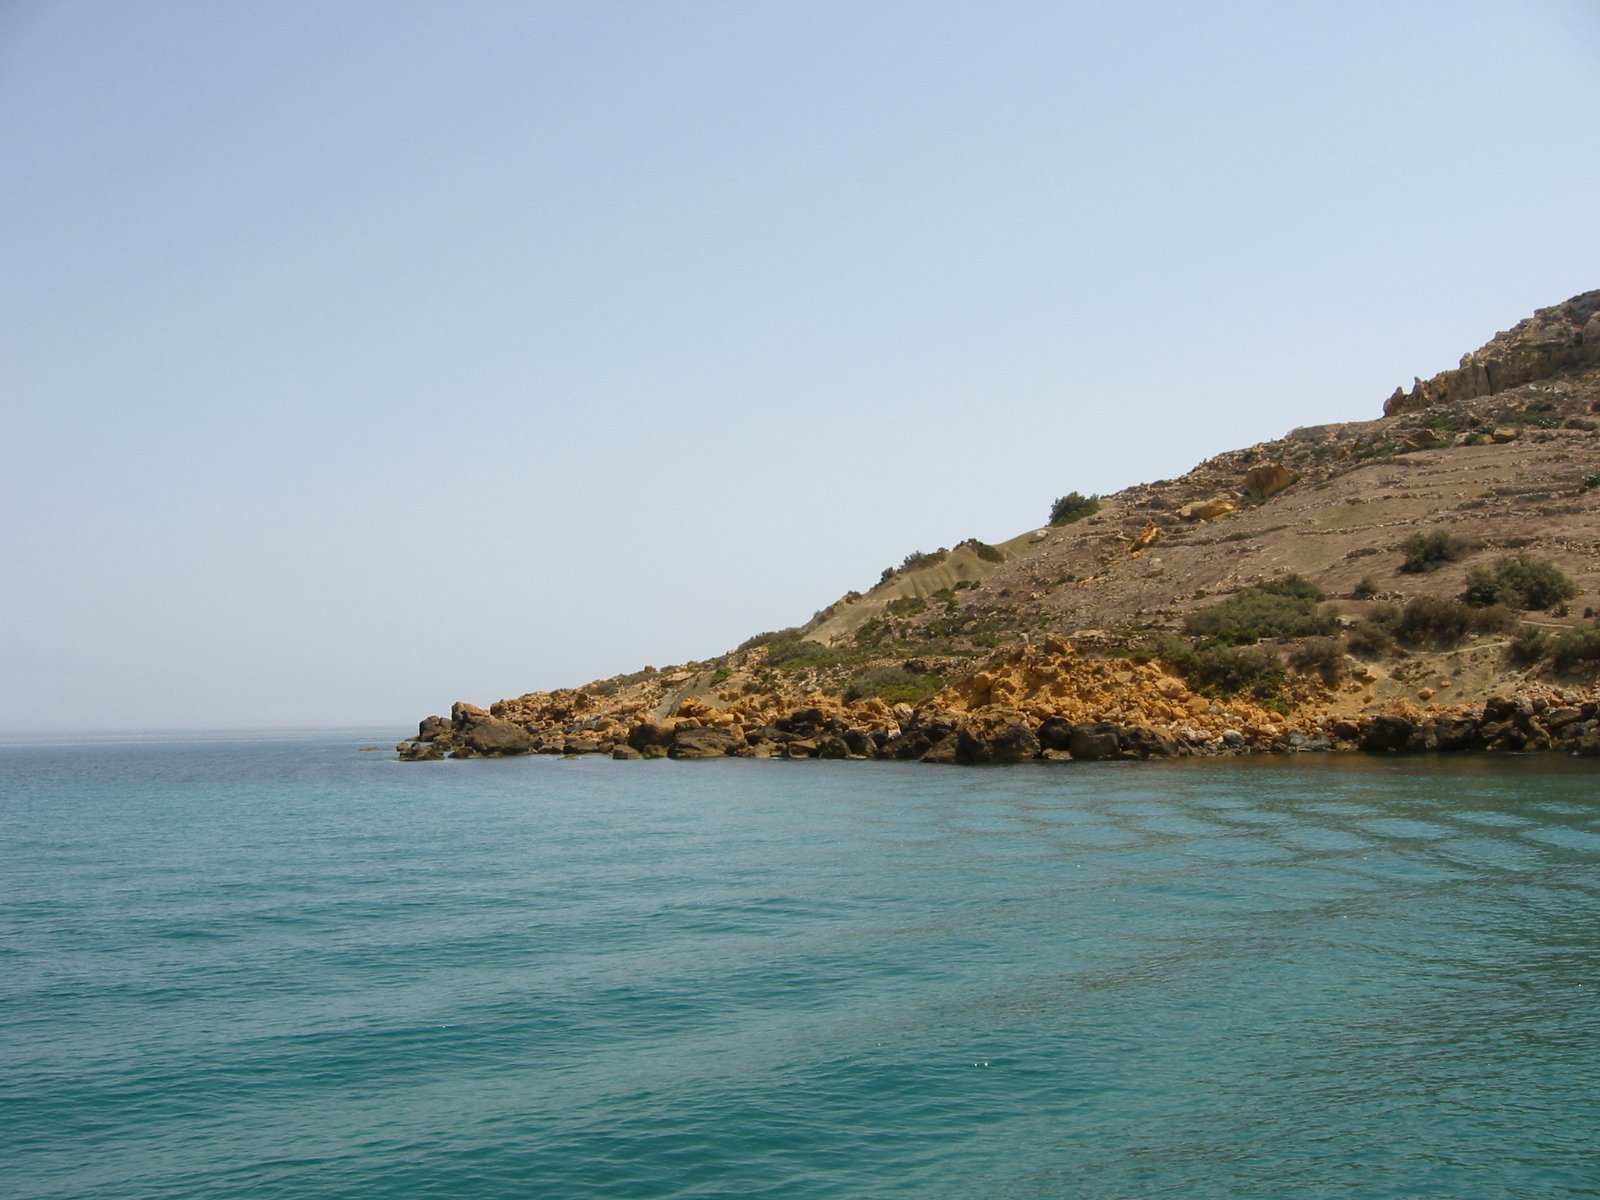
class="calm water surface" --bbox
[2,734,1598,1198]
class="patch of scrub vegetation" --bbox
[739,627,799,651]
[1548,622,1600,672]
[1500,400,1561,429]
[1507,624,1551,665]
[843,665,946,705]
[879,548,949,584]
[1048,491,1101,526]
[1392,595,1514,648]
[1346,603,1401,657]
[1399,530,1479,574]
[1288,636,1348,685]
[886,595,929,617]
[1149,638,1285,703]
[957,537,1005,563]
[1183,575,1338,645]
[1461,555,1577,611]
[763,635,847,672]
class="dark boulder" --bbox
[1544,706,1584,732]
[745,724,795,746]
[906,708,959,744]
[921,733,960,764]
[817,735,851,760]
[1481,696,1517,724]
[1359,715,1414,753]
[777,707,826,736]
[1426,716,1482,753]
[461,714,536,756]
[628,721,677,751]
[881,730,933,760]
[397,740,444,761]
[841,728,877,758]
[669,726,741,759]
[1118,725,1177,759]
[1068,722,1121,761]
[416,715,451,742]
[1479,720,1526,751]
[1036,717,1075,751]
[956,723,1042,764]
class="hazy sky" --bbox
[4,1,1598,733]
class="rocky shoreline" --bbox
[399,685,1600,765]
[400,291,1600,769]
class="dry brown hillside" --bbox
[403,290,1600,762]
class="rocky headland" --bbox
[401,290,1600,764]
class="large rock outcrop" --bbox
[1384,290,1600,416]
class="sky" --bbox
[4,1,1599,733]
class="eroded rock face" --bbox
[1384,290,1600,416]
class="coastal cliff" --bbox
[402,291,1600,763]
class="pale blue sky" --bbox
[4,1,1598,732]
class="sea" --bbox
[2,731,1598,1199]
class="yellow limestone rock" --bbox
[1243,462,1297,500]
[1179,497,1237,522]
[1129,524,1163,552]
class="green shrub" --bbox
[1468,605,1518,635]
[886,595,928,617]
[1289,637,1348,684]
[763,635,843,671]
[738,627,798,652]
[1364,602,1403,630]
[1183,575,1337,645]
[1508,625,1550,665]
[1182,644,1284,700]
[1394,596,1470,646]
[1351,575,1380,600]
[958,537,1005,563]
[1549,624,1600,672]
[900,548,948,573]
[1392,596,1513,647]
[843,666,945,705]
[1461,555,1577,611]
[1399,530,1479,573]
[1049,492,1101,526]
[1254,574,1325,601]
[1346,619,1394,657]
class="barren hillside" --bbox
[402,291,1600,763]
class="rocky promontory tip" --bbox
[401,291,1600,765]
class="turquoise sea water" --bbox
[2,734,1598,1199]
